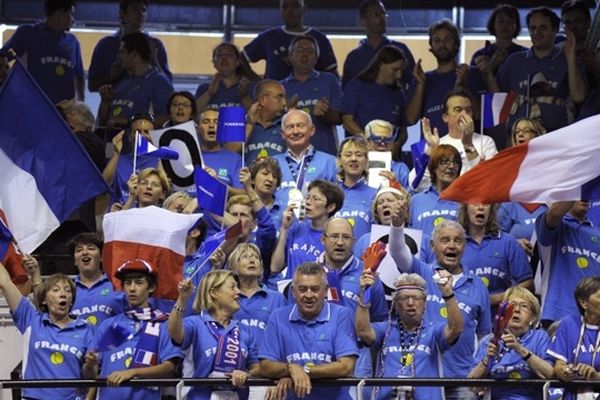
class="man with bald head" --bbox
[272,109,337,209]
[320,217,388,386]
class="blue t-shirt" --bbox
[498,202,547,240]
[71,274,125,327]
[578,86,600,120]
[469,42,528,72]
[195,79,256,110]
[108,67,174,120]
[93,313,183,400]
[273,148,337,208]
[463,232,532,295]
[415,67,485,137]
[342,37,416,90]
[88,30,172,88]
[202,148,243,188]
[235,285,287,346]
[335,179,377,240]
[410,258,492,377]
[409,186,459,237]
[259,303,359,400]
[180,311,259,400]
[391,161,410,188]
[243,26,337,81]
[536,213,600,322]
[371,320,450,400]
[1,22,84,104]
[496,47,579,132]
[548,314,600,400]
[12,297,95,400]
[284,220,324,279]
[111,153,159,205]
[280,71,342,155]
[342,79,407,134]
[474,329,553,400]
[246,118,285,165]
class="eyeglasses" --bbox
[306,195,326,203]
[240,253,260,260]
[367,134,395,145]
[509,301,532,311]
[324,234,353,243]
[171,102,192,109]
[438,158,460,167]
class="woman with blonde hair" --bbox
[169,269,259,399]
[469,286,554,399]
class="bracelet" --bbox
[521,351,533,361]
[32,280,43,287]
[358,301,371,309]
[481,358,489,367]
[173,304,185,313]
[442,293,455,300]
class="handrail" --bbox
[2,377,600,389]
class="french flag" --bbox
[440,115,600,204]
[102,206,202,300]
[135,132,179,160]
[481,92,517,129]
[194,165,228,217]
[0,60,110,254]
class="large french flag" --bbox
[0,60,110,253]
[441,115,600,204]
[481,92,517,128]
[102,206,202,300]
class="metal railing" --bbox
[2,377,600,400]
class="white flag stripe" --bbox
[0,148,60,253]
[510,115,600,202]
[103,206,202,256]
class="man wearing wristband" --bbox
[390,217,491,400]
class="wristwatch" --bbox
[464,145,476,154]
[303,363,313,375]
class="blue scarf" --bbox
[125,306,168,368]
[206,320,245,373]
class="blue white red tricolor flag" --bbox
[481,92,517,128]
[0,60,110,253]
[441,114,600,204]
[135,132,179,160]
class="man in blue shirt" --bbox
[342,0,415,90]
[273,109,338,208]
[1,0,84,103]
[88,0,171,92]
[242,0,338,80]
[259,262,358,400]
[406,20,486,135]
[98,31,173,130]
[85,259,182,400]
[281,36,342,155]
[486,7,588,132]
[392,218,491,400]
[244,80,287,164]
[537,201,600,326]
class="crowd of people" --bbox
[2,0,600,399]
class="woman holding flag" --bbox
[468,287,553,399]
[115,167,170,211]
[169,269,260,400]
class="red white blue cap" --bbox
[115,259,156,279]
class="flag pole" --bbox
[241,143,245,169]
[526,74,531,118]
[480,93,484,156]
[132,130,139,176]
[187,244,223,281]
[220,187,229,230]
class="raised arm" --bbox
[0,262,24,312]
[168,279,194,345]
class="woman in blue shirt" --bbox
[169,270,259,400]
[469,287,554,400]
[0,262,95,400]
